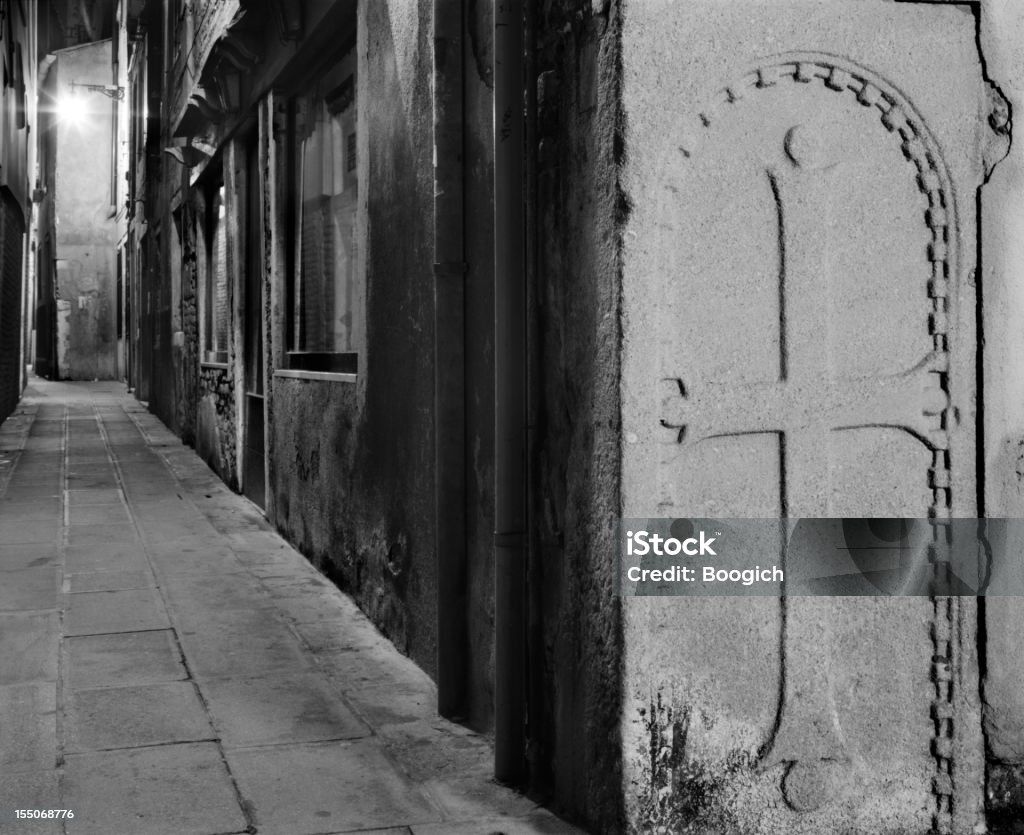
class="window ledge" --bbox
[273,369,357,384]
[200,361,230,370]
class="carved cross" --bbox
[660,125,948,810]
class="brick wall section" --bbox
[0,191,24,423]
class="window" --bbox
[201,177,228,363]
[286,45,360,373]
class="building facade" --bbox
[116,1,1024,833]
[0,0,37,421]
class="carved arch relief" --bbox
[658,55,965,830]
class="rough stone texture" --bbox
[618,2,1000,833]
[196,363,237,489]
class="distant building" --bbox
[35,39,120,381]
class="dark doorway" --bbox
[242,140,266,510]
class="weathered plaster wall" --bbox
[53,41,119,381]
[532,1,624,829]
[268,0,440,674]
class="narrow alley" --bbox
[0,378,579,835]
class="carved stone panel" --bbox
[620,3,996,833]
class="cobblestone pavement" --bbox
[0,378,583,835]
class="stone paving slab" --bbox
[0,523,61,545]
[0,544,58,571]
[200,671,369,748]
[0,612,58,684]
[64,544,149,573]
[227,741,442,834]
[65,568,156,593]
[0,567,58,611]
[65,525,139,546]
[159,571,271,613]
[64,682,214,753]
[0,503,63,520]
[67,504,131,526]
[64,630,188,689]
[0,683,57,772]
[64,588,170,636]
[63,743,248,835]
[66,488,123,505]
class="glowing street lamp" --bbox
[56,89,89,126]
[56,81,124,127]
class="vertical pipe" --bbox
[434,0,468,719]
[494,0,527,785]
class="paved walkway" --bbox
[0,379,581,835]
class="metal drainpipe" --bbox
[434,0,468,720]
[494,0,527,785]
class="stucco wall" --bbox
[53,40,119,381]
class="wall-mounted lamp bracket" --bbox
[70,81,125,101]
